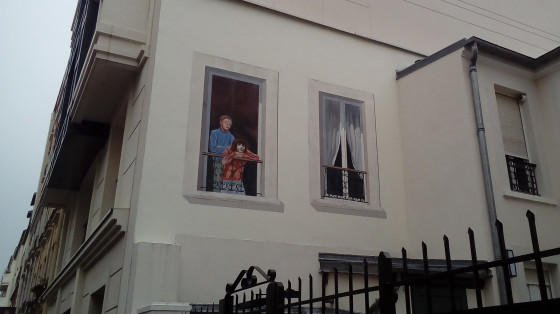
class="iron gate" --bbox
[216,211,560,314]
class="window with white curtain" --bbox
[319,93,366,202]
[308,79,383,217]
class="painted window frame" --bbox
[199,68,264,196]
[183,52,282,212]
[308,79,384,218]
[319,93,367,203]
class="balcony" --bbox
[506,155,539,195]
[39,0,148,206]
[200,152,263,196]
[322,165,367,202]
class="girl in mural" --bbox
[221,138,260,194]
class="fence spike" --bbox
[309,274,314,314]
[444,235,456,313]
[379,252,396,314]
[402,248,411,314]
[468,228,483,308]
[422,242,433,314]
[298,277,302,314]
[250,291,254,313]
[527,210,548,301]
[496,220,514,305]
[287,280,292,314]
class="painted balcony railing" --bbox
[506,155,538,196]
[201,152,263,196]
[322,165,367,202]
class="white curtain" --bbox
[323,99,341,165]
[345,103,364,171]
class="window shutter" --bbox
[496,94,528,159]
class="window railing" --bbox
[200,152,262,196]
[506,155,539,195]
[322,165,367,202]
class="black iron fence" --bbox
[505,155,538,195]
[218,211,560,314]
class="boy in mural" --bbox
[209,115,234,191]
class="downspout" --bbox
[468,42,507,305]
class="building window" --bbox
[320,93,366,202]
[199,68,263,196]
[89,286,105,314]
[184,52,281,211]
[525,268,553,301]
[496,93,538,195]
[308,80,384,217]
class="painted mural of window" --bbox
[199,68,263,196]
[319,93,366,202]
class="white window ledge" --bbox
[311,198,386,218]
[184,191,284,212]
[138,303,192,314]
[503,189,558,206]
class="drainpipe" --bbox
[468,42,507,305]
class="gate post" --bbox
[266,282,285,314]
[219,295,234,314]
[378,252,396,314]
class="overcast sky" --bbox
[0,0,76,272]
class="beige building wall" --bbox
[397,49,494,258]
[122,0,423,307]
[398,45,560,305]
[474,54,560,302]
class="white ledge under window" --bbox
[184,191,284,212]
[311,198,386,218]
[503,189,558,206]
[137,303,192,314]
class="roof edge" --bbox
[396,37,560,79]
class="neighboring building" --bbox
[1,226,30,314]
[5,1,560,314]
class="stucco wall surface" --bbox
[134,0,418,253]
[397,50,494,259]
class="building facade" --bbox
[3,1,560,314]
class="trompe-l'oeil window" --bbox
[199,68,263,197]
[320,93,366,202]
